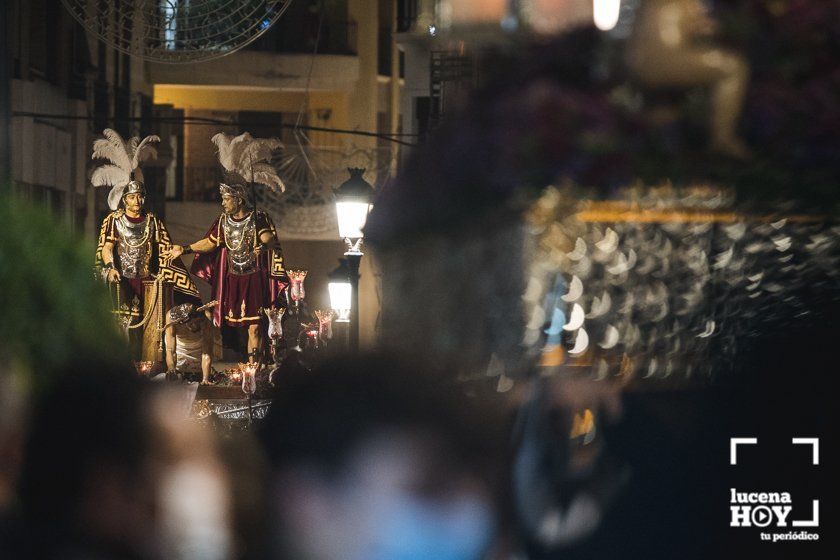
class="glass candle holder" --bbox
[239,362,258,395]
[315,309,336,341]
[288,269,308,303]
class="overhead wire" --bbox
[11,112,418,147]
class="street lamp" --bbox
[333,168,375,351]
[335,168,375,251]
[328,259,352,324]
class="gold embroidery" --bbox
[256,211,286,277]
[94,213,114,269]
[154,215,200,297]
[271,250,285,276]
[224,315,261,323]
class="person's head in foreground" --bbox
[17,366,234,560]
[259,353,504,560]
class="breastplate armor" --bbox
[223,213,257,275]
[115,215,152,279]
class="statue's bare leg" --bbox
[629,47,751,157]
[248,324,263,363]
[709,53,750,157]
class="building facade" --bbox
[3,0,164,236]
[1,0,407,349]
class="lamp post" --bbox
[332,168,375,352]
[328,259,353,325]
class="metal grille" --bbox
[429,50,476,129]
[257,138,396,238]
[60,0,293,64]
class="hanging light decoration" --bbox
[60,0,292,63]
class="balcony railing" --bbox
[246,19,358,56]
[397,0,418,33]
[184,166,224,202]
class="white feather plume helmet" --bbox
[90,129,160,210]
[212,132,285,193]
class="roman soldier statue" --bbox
[164,132,288,363]
[92,129,200,360]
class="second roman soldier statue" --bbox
[165,132,288,363]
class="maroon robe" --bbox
[191,211,288,328]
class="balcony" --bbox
[246,19,358,56]
[397,0,419,33]
[148,48,358,92]
[183,166,224,202]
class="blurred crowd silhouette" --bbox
[4,352,508,560]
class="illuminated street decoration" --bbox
[60,0,292,63]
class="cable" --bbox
[11,112,419,146]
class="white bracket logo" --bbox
[791,438,819,465]
[729,437,820,530]
[730,437,757,465]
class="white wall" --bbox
[10,79,89,228]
